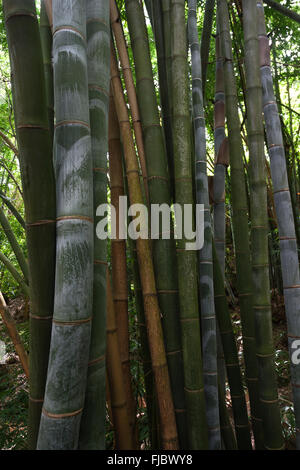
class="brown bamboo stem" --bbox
[0,291,29,378]
[110,0,149,203]
[106,269,134,450]
[110,43,179,450]
[109,91,138,448]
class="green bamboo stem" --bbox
[111,44,179,450]
[0,129,18,156]
[242,0,284,451]
[161,0,173,123]
[171,0,208,450]
[213,243,252,450]
[3,0,56,449]
[200,0,215,100]
[218,378,238,450]
[0,191,25,229]
[37,0,93,449]
[40,0,54,141]
[0,206,28,282]
[125,0,187,448]
[0,251,29,297]
[263,0,300,24]
[150,0,174,195]
[188,0,220,450]
[78,0,110,450]
[257,0,300,449]
[217,0,264,449]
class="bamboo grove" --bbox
[0,0,299,451]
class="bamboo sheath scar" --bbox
[3,0,56,449]
[257,0,300,449]
[110,43,179,450]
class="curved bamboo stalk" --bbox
[0,206,28,282]
[257,0,300,449]
[171,0,208,450]
[111,44,179,450]
[0,291,29,378]
[263,0,300,24]
[37,0,93,449]
[106,269,134,450]
[125,0,187,448]
[218,378,237,450]
[0,191,25,229]
[0,251,29,297]
[0,129,18,155]
[217,0,264,449]
[188,0,220,450]
[200,0,215,100]
[213,243,252,450]
[3,0,56,448]
[109,92,138,448]
[242,0,284,451]
[110,0,149,203]
[78,0,110,450]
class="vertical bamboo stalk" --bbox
[106,269,134,450]
[110,44,179,450]
[171,0,208,450]
[242,0,284,450]
[200,0,215,100]
[78,0,110,450]
[217,0,264,449]
[40,0,54,140]
[125,0,187,448]
[109,92,138,447]
[257,0,300,449]
[37,0,93,449]
[110,0,149,203]
[3,0,56,449]
[188,0,220,450]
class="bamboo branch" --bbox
[0,291,29,378]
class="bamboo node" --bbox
[42,407,83,419]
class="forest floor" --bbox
[0,293,296,450]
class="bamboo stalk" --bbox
[106,269,134,450]
[188,0,220,450]
[257,0,300,449]
[263,0,300,24]
[200,0,216,100]
[125,0,187,448]
[37,0,93,449]
[109,92,138,448]
[0,251,29,297]
[0,291,29,378]
[213,243,252,450]
[170,0,208,450]
[78,0,110,450]
[3,0,56,448]
[0,191,25,229]
[40,0,54,140]
[217,0,264,449]
[110,0,149,203]
[0,206,28,282]
[242,0,284,451]
[110,44,179,450]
